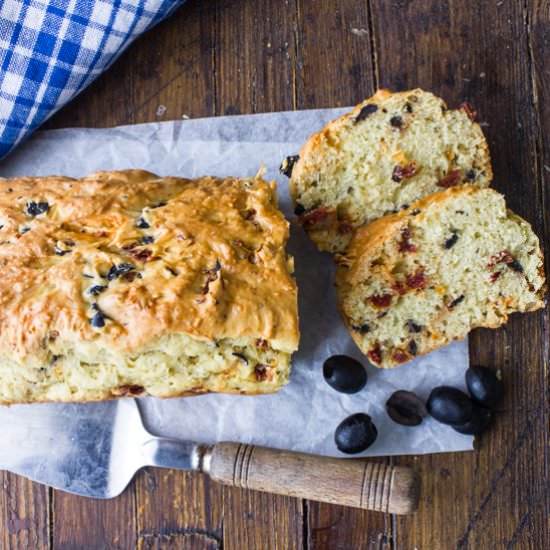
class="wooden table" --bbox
[1,1,548,548]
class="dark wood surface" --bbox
[1,1,548,548]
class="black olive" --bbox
[19,227,30,234]
[390,115,403,128]
[452,403,493,435]
[508,259,523,273]
[405,102,413,113]
[465,169,476,181]
[26,201,49,216]
[140,235,155,245]
[88,285,107,296]
[107,262,135,280]
[355,103,378,122]
[89,311,106,328]
[137,217,150,229]
[54,246,71,256]
[448,295,465,308]
[465,365,503,407]
[444,232,459,249]
[323,355,367,394]
[232,352,248,365]
[106,266,119,280]
[408,340,418,356]
[151,201,166,209]
[294,203,305,216]
[279,155,300,178]
[352,323,370,334]
[334,413,377,454]
[427,386,473,425]
[406,320,422,333]
[386,390,428,426]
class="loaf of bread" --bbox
[335,185,545,368]
[0,170,299,404]
[286,89,493,252]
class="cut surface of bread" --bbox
[288,89,493,252]
[335,186,545,368]
[0,170,299,404]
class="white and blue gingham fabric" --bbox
[0,0,186,160]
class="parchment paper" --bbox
[0,108,473,456]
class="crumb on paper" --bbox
[182,114,190,120]
[544,165,550,173]
[351,27,369,36]
[156,105,167,117]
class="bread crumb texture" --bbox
[335,186,546,368]
[0,170,299,404]
[290,89,492,252]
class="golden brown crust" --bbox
[0,170,299,395]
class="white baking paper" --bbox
[0,108,473,456]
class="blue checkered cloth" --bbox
[0,0,186,160]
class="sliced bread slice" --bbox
[286,89,493,252]
[335,185,546,368]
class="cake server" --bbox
[0,398,419,514]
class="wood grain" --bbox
[370,1,550,548]
[1,0,548,548]
[293,2,391,546]
[208,442,419,513]
[0,473,49,550]
[135,469,223,549]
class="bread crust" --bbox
[0,170,299,402]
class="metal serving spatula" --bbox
[0,399,419,514]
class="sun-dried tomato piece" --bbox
[254,364,273,382]
[459,101,477,122]
[398,226,417,252]
[487,249,522,272]
[112,384,146,397]
[131,248,153,262]
[369,293,393,308]
[392,350,409,364]
[392,162,417,182]
[489,272,501,283]
[436,170,461,188]
[338,221,354,234]
[368,343,383,365]
[256,338,269,350]
[298,207,338,230]
[406,268,427,290]
[392,280,408,295]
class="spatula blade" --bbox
[0,399,149,498]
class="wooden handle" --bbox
[204,442,420,514]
